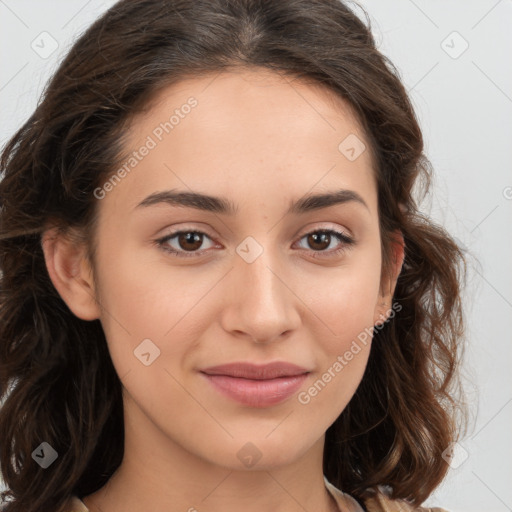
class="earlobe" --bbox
[374,230,405,326]
[41,227,101,321]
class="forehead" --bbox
[101,68,377,216]
[135,68,367,140]
[125,67,372,157]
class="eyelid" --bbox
[295,222,353,240]
[158,222,353,242]
[156,223,217,242]
[155,223,355,258]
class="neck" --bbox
[82,393,339,512]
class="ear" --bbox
[373,230,405,326]
[41,227,101,321]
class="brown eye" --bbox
[157,230,216,257]
[295,229,355,259]
[306,232,332,251]
[177,232,204,251]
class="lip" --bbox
[200,362,310,408]
[201,362,310,379]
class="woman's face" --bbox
[84,69,394,470]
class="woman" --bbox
[0,1,466,511]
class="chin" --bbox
[200,436,316,471]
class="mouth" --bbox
[200,361,310,407]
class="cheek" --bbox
[301,252,382,338]
[295,269,379,420]
[91,244,218,377]
[297,252,381,398]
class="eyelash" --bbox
[154,228,355,259]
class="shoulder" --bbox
[68,487,451,512]
[324,477,450,512]
[362,487,451,512]
[66,496,89,512]
[324,476,367,511]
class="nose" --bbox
[219,245,302,344]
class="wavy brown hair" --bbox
[0,1,466,511]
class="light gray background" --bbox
[1,1,511,511]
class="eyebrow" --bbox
[134,188,369,215]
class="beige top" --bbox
[67,495,89,512]
[67,478,362,512]
[67,477,449,512]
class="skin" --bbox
[42,68,404,512]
